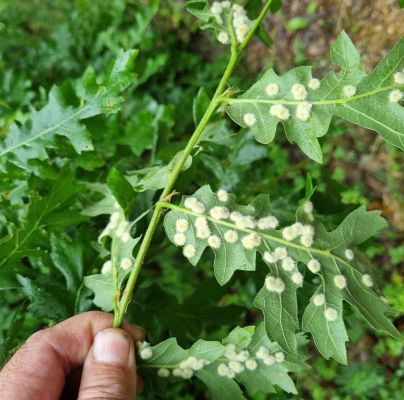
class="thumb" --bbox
[78,328,137,400]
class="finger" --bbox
[77,328,137,400]
[0,311,144,400]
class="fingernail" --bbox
[93,329,130,365]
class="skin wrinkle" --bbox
[78,368,134,400]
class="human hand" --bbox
[0,311,145,400]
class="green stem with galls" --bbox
[113,0,273,327]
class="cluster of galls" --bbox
[174,189,284,259]
[217,344,284,378]
[242,79,322,127]
[101,206,134,274]
[389,70,404,102]
[210,1,250,45]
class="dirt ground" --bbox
[249,0,404,71]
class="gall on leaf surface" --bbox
[84,206,140,312]
[163,186,400,363]
[227,31,404,162]
[140,323,300,400]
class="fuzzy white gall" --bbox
[291,83,308,100]
[257,215,279,230]
[291,271,303,285]
[361,273,373,287]
[334,274,347,289]
[241,232,261,249]
[281,256,296,272]
[313,293,325,306]
[208,235,222,249]
[345,249,354,260]
[101,260,112,274]
[224,230,238,243]
[389,89,403,102]
[245,359,257,370]
[176,218,189,233]
[394,71,404,84]
[183,244,196,258]
[324,307,338,321]
[243,112,257,126]
[217,189,229,202]
[121,257,133,270]
[265,83,280,96]
[307,258,321,273]
[139,347,153,360]
[270,104,290,120]
[218,31,230,44]
[173,232,186,246]
[343,85,356,97]
[274,246,287,260]
[308,78,321,90]
[263,251,277,263]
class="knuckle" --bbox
[25,327,52,346]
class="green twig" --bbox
[113,0,273,327]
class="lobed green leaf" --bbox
[0,50,138,172]
[162,185,400,362]
[226,32,404,162]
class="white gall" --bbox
[243,112,257,126]
[281,257,296,272]
[265,83,280,96]
[263,355,275,365]
[224,230,238,243]
[121,257,133,270]
[241,232,261,249]
[389,89,403,102]
[343,85,356,98]
[173,232,186,246]
[270,104,290,120]
[139,347,153,360]
[208,235,222,249]
[308,78,321,90]
[158,368,170,378]
[101,260,112,274]
[257,215,279,230]
[291,271,303,285]
[274,247,287,260]
[334,274,347,289]
[245,359,257,370]
[183,244,196,258]
[218,31,230,44]
[362,274,373,287]
[313,293,325,306]
[217,189,229,202]
[324,307,338,321]
[209,206,230,220]
[228,360,244,373]
[307,258,321,273]
[263,251,277,263]
[176,218,189,233]
[291,83,308,100]
[394,71,404,84]
[345,249,354,260]
[275,351,285,363]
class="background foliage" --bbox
[0,0,403,398]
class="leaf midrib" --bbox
[223,83,403,106]
[0,105,90,157]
